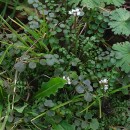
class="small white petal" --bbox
[67,76,70,79]
[68,81,71,84]
[73,12,77,16]
[67,77,70,81]
[63,76,71,85]
[75,8,80,12]
[99,81,102,84]
[77,12,81,16]
[72,9,75,13]
[67,77,71,84]
[69,11,72,14]
[63,76,66,79]
[103,79,108,83]
[104,85,108,91]
[99,80,104,84]
[105,84,108,86]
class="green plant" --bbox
[0,0,130,129]
[104,0,125,7]
[69,0,103,9]
[112,41,130,73]
[108,8,130,36]
[34,77,67,99]
[0,0,28,24]
[69,0,125,8]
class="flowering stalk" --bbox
[69,8,84,54]
[99,78,109,92]
[63,76,71,84]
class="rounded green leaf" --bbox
[14,62,26,72]
[90,118,99,130]
[84,92,92,102]
[29,62,36,69]
[28,0,34,4]
[39,59,46,65]
[49,13,55,18]
[46,59,54,66]
[44,100,54,107]
[75,86,84,94]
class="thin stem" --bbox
[109,84,130,94]
[23,33,46,55]
[79,23,86,35]
[11,70,18,110]
[31,95,84,128]
[74,16,78,55]
[28,74,50,86]
[98,98,102,118]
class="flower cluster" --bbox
[99,79,108,84]
[99,78,109,92]
[69,8,84,16]
[63,76,71,85]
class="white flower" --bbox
[63,76,71,85]
[63,76,66,80]
[103,79,108,83]
[66,77,71,84]
[69,11,73,15]
[99,78,108,84]
[99,78,109,92]
[69,8,84,16]
[104,85,108,92]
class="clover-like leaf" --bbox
[83,80,91,86]
[44,100,54,107]
[14,61,26,72]
[108,8,130,36]
[81,121,88,129]
[44,10,49,15]
[39,59,46,65]
[84,92,92,102]
[28,0,34,4]
[49,13,55,18]
[29,62,36,69]
[46,110,55,117]
[21,54,30,60]
[46,59,55,66]
[75,86,85,94]
[112,41,130,73]
[44,54,53,59]
[33,3,38,8]
[90,118,99,130]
